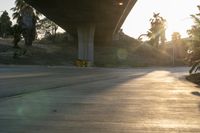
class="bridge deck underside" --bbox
[26,0,137,41]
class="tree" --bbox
[11,0,40,25]
[187,6,200,44]
[147,13,166,47]
[0,11,12,38]
[11,0,26,22]
[172,32,181,43]
[186,5,200,74]
[11,0,41,45]
[11,0,61,41]
[37,18,58,40]
[171,32,187,60]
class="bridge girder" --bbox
[25,0,137,41]
[25,0,137,64]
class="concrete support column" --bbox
[77,24,95,64]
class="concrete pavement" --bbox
[0,66,199,133]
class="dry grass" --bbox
[0,38,185,67]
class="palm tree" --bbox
[11,0,41,47]
[187,6,200,43]
[147,13,166,47]
[11,0,26,23]
[11,0,40,23]
[186,5,200,74]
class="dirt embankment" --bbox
[0,38,77,65]
[0,38,185,67]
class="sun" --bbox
[122,0,199,41]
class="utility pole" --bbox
[172,43,175,66]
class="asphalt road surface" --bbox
[0,66,199,133]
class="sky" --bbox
[122,0,200,41]
[0,0,15,16]
[0,0,199,41]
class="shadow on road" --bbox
[199,103,200,112]
[0,66,150,100]
[1,67,199,132]
[191,91,200,97]
[0,69,148,132]
[195,85,200,89]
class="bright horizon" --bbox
[122,0,200,41]
[0,0,199,41]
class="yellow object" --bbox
[75,59,88,67]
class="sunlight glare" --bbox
[122,0,200,41]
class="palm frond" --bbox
[12,12,20,20]
[191,14,200,25]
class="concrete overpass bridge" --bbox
[25,0,137,64]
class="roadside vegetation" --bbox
[0,33,188,67]
[0,0,199,76]
[185,5,200,84]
